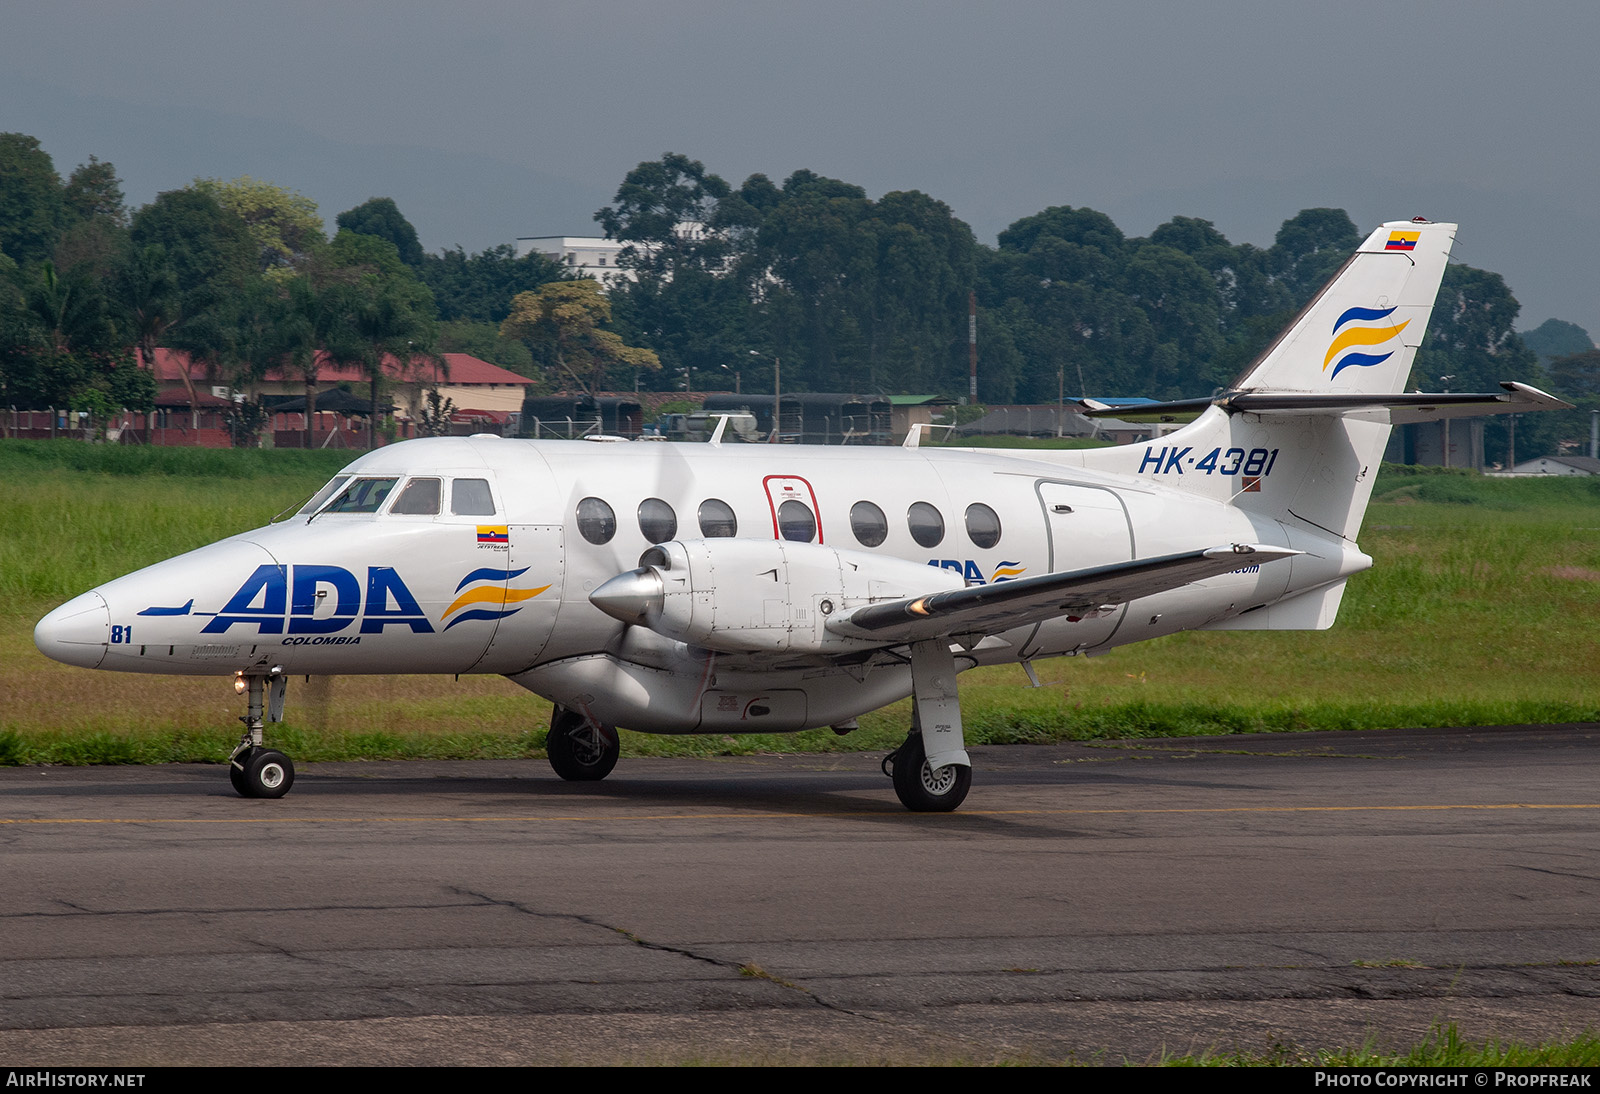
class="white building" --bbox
[1504,455,1600,476]
[514,224,711,291]
[514,235,634,289]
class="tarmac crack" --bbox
[0,899,488,921]
[446,885,924,1030]
[1510,864,1600,883]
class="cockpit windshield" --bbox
[314,477,399,516]
[291,475,351,519]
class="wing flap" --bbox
[827,543,1299,645]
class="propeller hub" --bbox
[589,567,665,626]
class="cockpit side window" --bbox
[320,477,398,514]
[390,477,442,515]
[451,478,496,516]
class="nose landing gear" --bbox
[228,669,295,799]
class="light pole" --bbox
[1438,374,1455,468]
[749,350,780,443]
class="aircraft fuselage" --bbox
[35,435,1347,735]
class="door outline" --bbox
[762,474,824,543]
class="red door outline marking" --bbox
[762,474,824,544]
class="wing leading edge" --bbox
[826,543,1299,646]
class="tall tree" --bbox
[337,197,424,267]
[1521,318,1593,364]
[419,244,565,324]
[0,133,65,267]
[595,153,733,278]
[500,280,658,395]
[128,188,256,418]
[318,230,437,447]
[54,157,128,279]
[1270,208,1361,305]
[1414,264,1544,466]
[193,176,325,277]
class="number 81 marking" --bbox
[1196,447,1277,476]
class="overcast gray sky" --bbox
[5,1,1595,334]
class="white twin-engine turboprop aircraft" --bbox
[35,220,1568,810]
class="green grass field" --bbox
[2,440,1597,765]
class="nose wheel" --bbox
[228,670,295,799]
[230,746,296,799]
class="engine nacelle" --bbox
[589,538,965,654]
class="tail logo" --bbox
[1384,230,1419,251]
[442,566,549,631]
[1324,306,1410,381]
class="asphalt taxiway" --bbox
[3,724,1599,1064]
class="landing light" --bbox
[233,672,247,695]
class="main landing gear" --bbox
[882,639,972,812]
[546,706,620,782]
[885,728,972,812]
[228,669,295,799]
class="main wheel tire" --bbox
[240,748,295,799]
[547,711,619,782]
[890,731,971,812]
[229,748,254,796]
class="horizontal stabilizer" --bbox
[1079,397,1210,422]
[827,543,1299,645]
[1080,382,1569,423]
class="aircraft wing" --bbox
[826,543,1298,645]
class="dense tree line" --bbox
[597,154,1581,463]
[0,135,569,443]
[3,134,1587,463]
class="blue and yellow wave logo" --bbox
[442,566,548,630]
[991,562,1026,582]
[1324,306,1409,381]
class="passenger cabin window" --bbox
[638,497,678,543]
[778,499,816,543]
[390,477,442,515]
[577,497,616,545]
[907,502,944,548]
[965,503,1001,548]
[452,478,496,516]
[698,499,737,538]
[850,501,888,548]
[321,477,398,514]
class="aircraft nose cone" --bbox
[589,568,664,626]
[34,591,111,669]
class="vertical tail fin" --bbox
[1234,219,1455,396]
[1072,219,1457,542]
